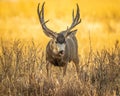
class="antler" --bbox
[37,2,57,38]
[66,4,81,32]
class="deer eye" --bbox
[55,41,58,44]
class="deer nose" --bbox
[59,50,64,55]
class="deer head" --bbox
[37,2,81,56]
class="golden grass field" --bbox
[0,0,120,96]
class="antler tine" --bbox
[37,2,56,37]
[67,4,81,31]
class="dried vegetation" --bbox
[0,39,120,96]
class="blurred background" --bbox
[0,0,120,54]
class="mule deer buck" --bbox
[37,2,81,78]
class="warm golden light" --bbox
[0,0,120,54]
[0,1,120,95]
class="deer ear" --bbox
[66,29,77,38]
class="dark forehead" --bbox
[56,34,65,44]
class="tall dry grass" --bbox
[0,39,120,96]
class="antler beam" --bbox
[37,2,57,38]
[67,4,81,32]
